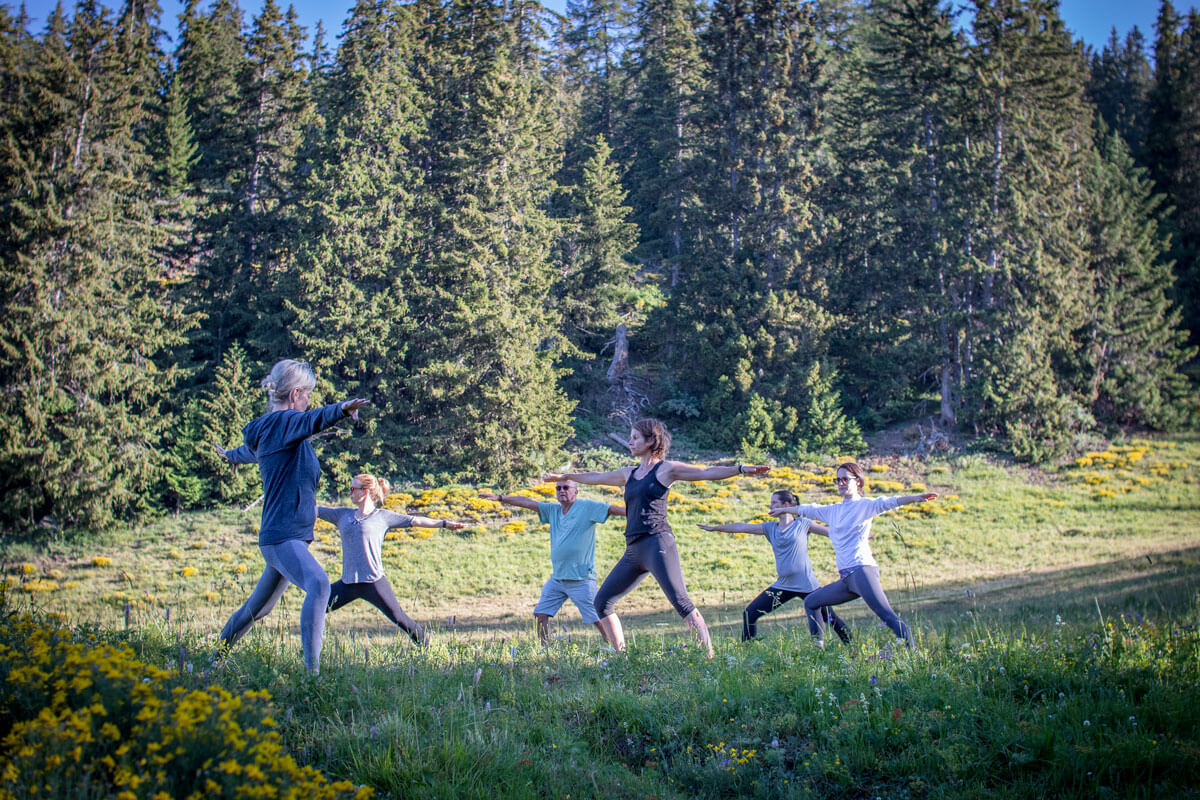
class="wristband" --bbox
[440,519,446,528]
[738,464,745,475]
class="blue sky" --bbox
[18,0,1174,53]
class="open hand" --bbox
[443,520,467,530]
[214,443,230,461]
[542,473,566,483]
[341,398,370,419]
[767,505,790,517]
[920,492,939,501]
[742,464,771,476]
[697,524,720,532]
[479,492,501,502]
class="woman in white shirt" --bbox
[770,463,936,648]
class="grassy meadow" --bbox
[2,436,1199,798]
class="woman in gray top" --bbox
[700,489,852,644]
[318,472,465,645]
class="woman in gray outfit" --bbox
[320,472,465,645]
[217,359,368,674]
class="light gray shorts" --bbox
[533,577,600,624]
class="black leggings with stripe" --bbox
[327,577,428,645]
[742,587,852,643]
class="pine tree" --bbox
[621,0,704,287]
[665,0,835,451]
[964,0,1097,459]
[404,0,573,482]
[1074,125,1195,429]
[0,1,194,531]
[1088,26,1152,165]
[556,134,647,356]
[274,0,428,483]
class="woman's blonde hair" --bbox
[262,359,316,408]
[354,473,392,504]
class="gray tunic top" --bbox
[317,507,414,583]
[761,518,822,593]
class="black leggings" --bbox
[327,577,428,645]
[742,587,852,643]
[595,533,696,619]
[803,565,913,647]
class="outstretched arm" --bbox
[808,521,830,538]
[698,522,765,535]
[897,493,938,506]
[216,443,257,464]
[407,515,466,530]
[660,461,770,484]
[479,492,540,511]
[607,504,627,518]
[543,469,628,488]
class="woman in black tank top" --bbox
[545,418,769,658]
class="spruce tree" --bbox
[964,0,1097,459]
[274,0,428,483]
[1168,11,1200,342]
[665,0,835,451]
[1074,125,1195,429]
[823,0,968,429]
[556,134,646,356]
[0,1,194,531]
[622,0,704,287]
[405,0,572,482]
[197,341,262,503]
[1088,26,1152,165]
[172,0,249,364]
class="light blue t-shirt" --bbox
[761,518,822,593]
[536,498,611,581]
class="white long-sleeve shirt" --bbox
[788,496,900,571]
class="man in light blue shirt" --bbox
[481,481,625,644]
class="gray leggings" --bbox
[803,565,914,647]
[219,539,331,672]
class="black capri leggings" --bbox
[742,587,852,643]
[594,533,696,619]
[328,577,428,645]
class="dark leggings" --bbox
[742,587,852,643]
[595,533,696,619]
[328,577,428,645]
[803,565,914,647]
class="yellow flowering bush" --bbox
[0,606,371,800]
[1061,440,1193,500]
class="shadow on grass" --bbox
[327,545,1200,643]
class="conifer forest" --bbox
[1,0,1197,533]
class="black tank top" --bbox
[623,461,671,542]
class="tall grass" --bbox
[2,437,1198,797]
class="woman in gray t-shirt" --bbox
[699,489,852,643]
[318,473,465,645]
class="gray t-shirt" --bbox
[317,507,413,583]
[761,518,822,593]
